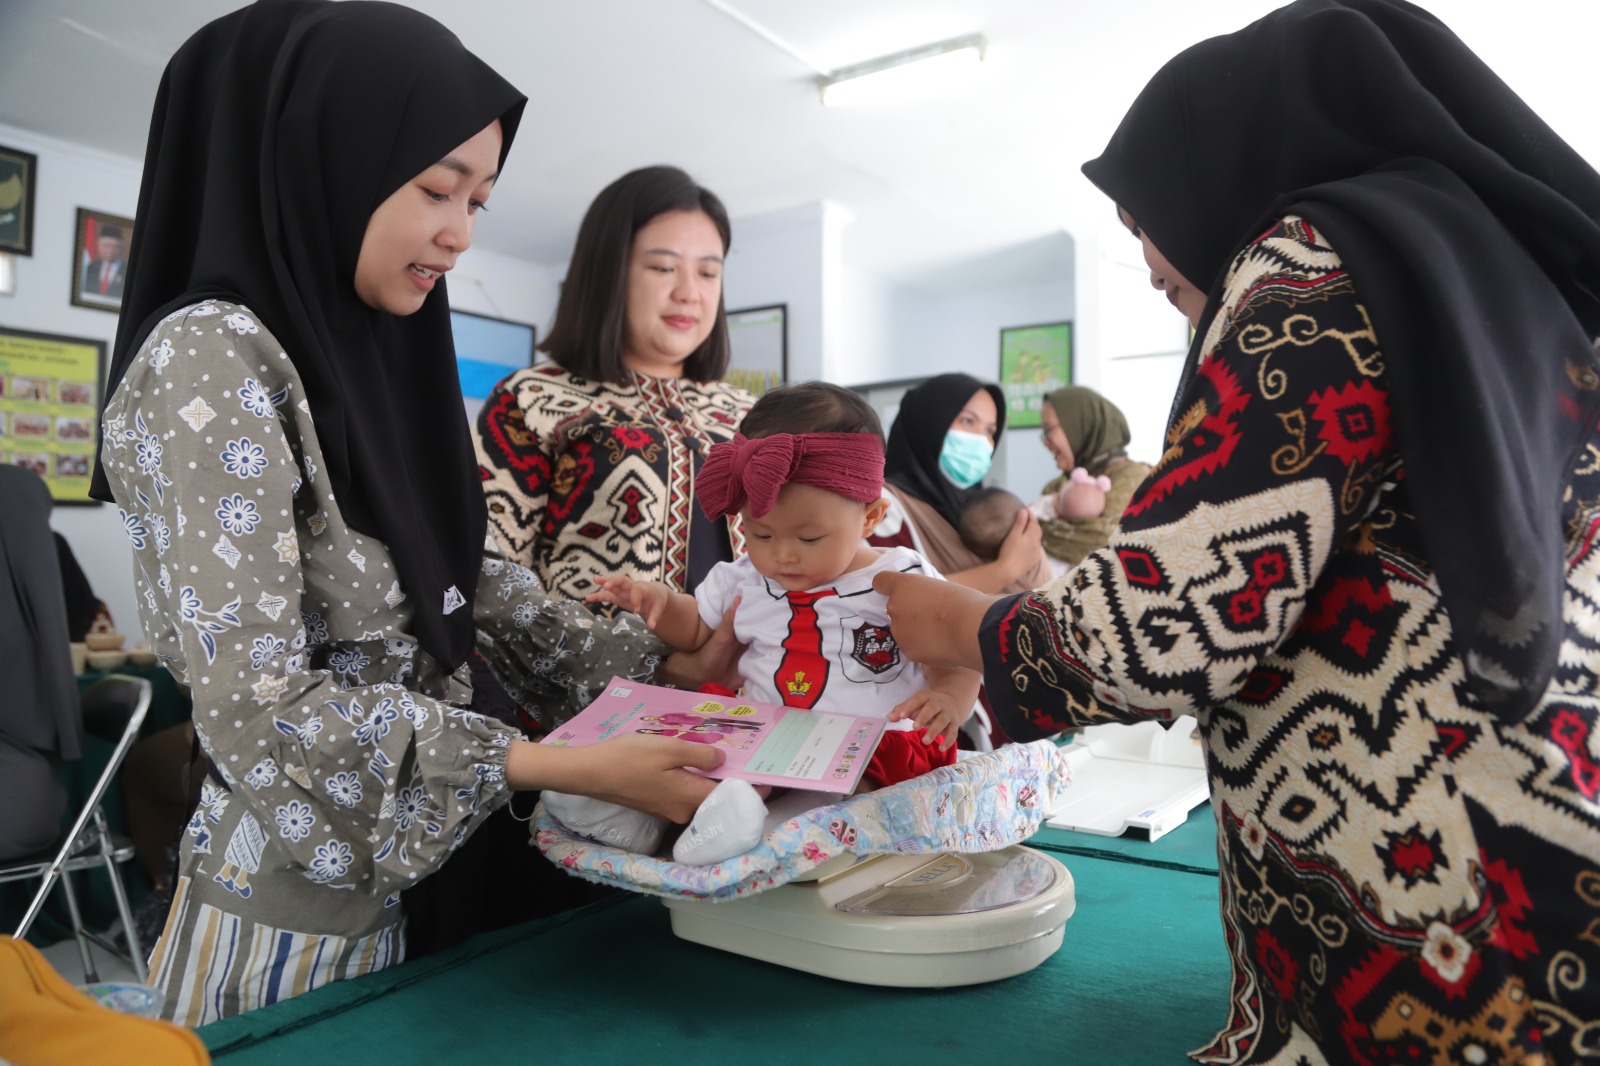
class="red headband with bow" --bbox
[697,432,885,520]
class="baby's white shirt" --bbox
[694,546,939,724]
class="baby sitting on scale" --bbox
[542,382,981,865]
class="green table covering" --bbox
[199,850,1231,1065]
[1031,802,1220,876]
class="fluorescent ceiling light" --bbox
[819,33,986,107]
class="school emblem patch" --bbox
[850,623,901,675]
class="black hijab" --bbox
[1083,0,1600,722]
[885,373,1007,530]
[92,0,526,672]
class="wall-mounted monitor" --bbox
[450,308,537,421]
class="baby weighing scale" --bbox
[663,845,1075,986]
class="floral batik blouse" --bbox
[99,301,668,1025]
[981,220,1600,1064]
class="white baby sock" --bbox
[671,778,769,866]
[541,790,667,855]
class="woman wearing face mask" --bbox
[868,373,1049,593]
[875,0,1600,1060]
[473,166,753,612]
[94,2,735,1023]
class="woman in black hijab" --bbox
[871,373,1050,593]
[95,0,731,1022]
[876,1,1600,1061]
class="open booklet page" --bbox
[544,677,887,793]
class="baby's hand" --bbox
[586,575,672,629]
[888,690,966,753]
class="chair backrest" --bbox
[70,674,151,825]
[79,674,152,746]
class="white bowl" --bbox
[85,631,124,652]
[85,649,128,671]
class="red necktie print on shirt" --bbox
[774,588,838,709]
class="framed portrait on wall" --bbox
[71,207,135,312]
[0,325,108,504]
[0,144,38,256]
[998,320,1072,429]
[725,304,787,397]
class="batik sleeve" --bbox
[471,538,668,731]
[981,222,1400,740]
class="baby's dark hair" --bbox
[958,486,1025,562]
[738,380,883,439]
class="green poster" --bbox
[999,322,1071,429]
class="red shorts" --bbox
[865,728,957,788]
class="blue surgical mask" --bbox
[939,429,993,488]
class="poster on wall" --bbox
[71,207,135,312]
[0,144,38,256]
[0,326,107,504]
[725,304,787,397]
[998,321,1072,429]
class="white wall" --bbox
[1075,231,1190,469]
[447,245,560,339]
[0,121,561,644]
[825,259,1075,501]
[722,202,828,383]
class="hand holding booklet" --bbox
[544,677,887,794]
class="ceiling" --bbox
[3,0,1597,293]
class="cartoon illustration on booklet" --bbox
[545,676,888,794]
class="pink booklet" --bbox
[543,677,887,793]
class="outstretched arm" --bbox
[587,575,714,652]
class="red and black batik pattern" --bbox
[981,218,1600,1064]
[474,364,752,602]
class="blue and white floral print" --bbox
[176,586,241,664]
[216,494,260,537]
[275,800,316,843]
[223,311,258,335]
[221,438,269,479]
[249,634,286,670]
[239,378,275,418]
[244,759,278,790]
[324,771,361,809]
[119,510,149,550]
[149,337,175,372]
[306,839,353,883]
[327,647,371,678]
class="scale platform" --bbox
[1045,716,1209,841]
[664,845,1075,987]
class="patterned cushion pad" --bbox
[532,740,1071,900]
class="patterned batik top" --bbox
[980,219,1600,1065]
[474,363,752,601]
[99,302,668,1024]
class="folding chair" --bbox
[0,674,153,983]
